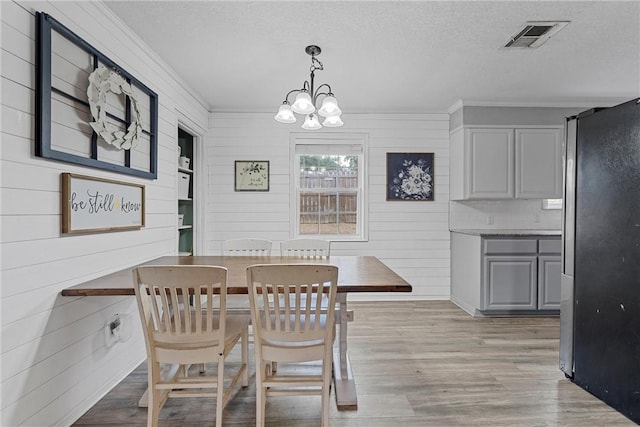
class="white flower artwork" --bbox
[87,66,143,150]
[387,153,434,201]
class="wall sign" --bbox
[36,12,158,179]
[386,152,435,201]
[61,173,145,234]
[235,161,270,191]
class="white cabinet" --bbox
[515,128,563,198]
[481,237,561,312]
[450,232,561,316]
[538,255,561,309]
[537,238,562,310]
[467,128,514,199]
[450,127,563,200]
[482,238,538,311]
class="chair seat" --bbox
[222,313,251,352]
[155,311,250,345]
[226,294,252,310]
[261,313,330,335]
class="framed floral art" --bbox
[234,160,270,191]
[386,152,434,201]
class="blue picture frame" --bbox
[386,152,434,201]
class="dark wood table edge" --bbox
[61,256,413,297]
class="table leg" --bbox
[333,293,357,410]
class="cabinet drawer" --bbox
[539,238,561,254]
[483,238,537,255]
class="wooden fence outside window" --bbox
[299,171,358,233]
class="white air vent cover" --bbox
[504,21,569,48]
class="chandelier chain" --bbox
[310,56,324,73]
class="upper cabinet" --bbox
[514,128,563,198]
[466,128,514,199]
[450,126,563,200]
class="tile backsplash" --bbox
[449,200,562,230]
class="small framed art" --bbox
[386,152,434,201]
[234,160,270,191]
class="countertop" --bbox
[450,229,561,236]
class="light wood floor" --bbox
[73,301,635,426]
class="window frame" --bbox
[289,133,368,242]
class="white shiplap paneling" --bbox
[208,112,451,300]
[0,1,208,425]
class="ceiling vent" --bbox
[504,21,569,48]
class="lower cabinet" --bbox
[481,237,561,312]
[483,255,537,310]
[537,255,561,310]
[450,232,561,316]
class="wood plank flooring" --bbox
[73,301,635,426]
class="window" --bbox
[291,135,367,241]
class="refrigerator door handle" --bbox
[559,117,577,378]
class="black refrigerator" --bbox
[560,98,640,423]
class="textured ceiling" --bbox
[104,1,640,113]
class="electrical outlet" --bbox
[534,213,541,223]
[104,314,121,347]
[486,215,494,225]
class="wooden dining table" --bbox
[62,255,413,410]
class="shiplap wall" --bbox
[1,1,208,425]
[207,112,451,300]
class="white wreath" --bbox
[87,66,143,150]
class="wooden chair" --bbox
[223,238,273,256]
[223,239,273,310]
[280,238,331,258]
[246,264,338,427]
[276,238,332,373]
[133,265,250,427]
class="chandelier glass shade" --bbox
[291,92,315,114]
[318,96,342,117]
[302,114,322,130]
[274,45,343,129]
[274,104,296,123]
[322,115,344,127]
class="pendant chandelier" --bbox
[274,45,344,129]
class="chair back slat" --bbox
[279,239,331,259]
[283,284,292,332]
[224,238,273,256]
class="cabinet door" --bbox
[482,256,537,310]
[466,128,514,199]
[538,255,561,309]
[515,128,563,198]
